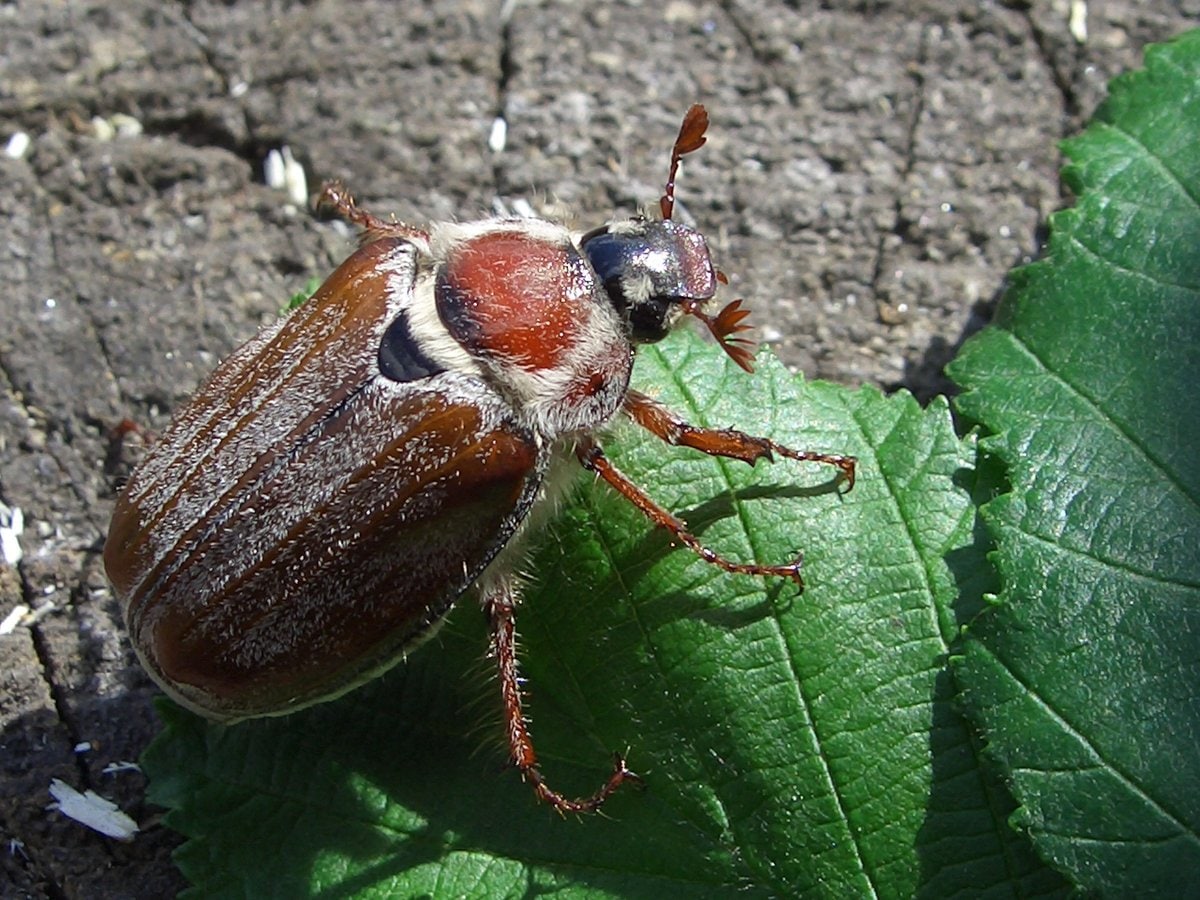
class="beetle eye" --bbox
[627,296,673,343]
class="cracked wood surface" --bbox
[0,1,1191,896]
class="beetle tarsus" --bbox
[623,390,856,490]
[483,577,640,814]
[103,417,155,484]
[317,179,430,244]
[576,438,818,586]
[526,753,642,816]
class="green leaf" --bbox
[283,276,323,313]
[948,29,1200,896]
[143,328,1029,897]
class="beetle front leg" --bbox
[481,575,640,814]
[623,389,856,490]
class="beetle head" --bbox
[581,105,757,372]
[579,218,714,344]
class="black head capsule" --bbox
[580,218,716,344]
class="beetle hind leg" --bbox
[482,576,641,814]
[316,180,430,244]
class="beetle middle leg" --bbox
[481,575,640,813]
[577,439,812,585]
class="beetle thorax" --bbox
[430,220,633,439]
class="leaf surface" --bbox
[948,29,1200,896]
[145,329,1014,897]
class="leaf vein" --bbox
[977,643,1200,850]
[1100,118,1200,212]
[1003,330,1200,512]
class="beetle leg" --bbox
[104,418,155,485]
[317,180,430,244]
[577,438,809,585]
[623,389,856,490]
[481,576,641,814]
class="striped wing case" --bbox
[105,238,545,720]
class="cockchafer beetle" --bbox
[104,106,856,813]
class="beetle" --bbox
[104,105,856,813]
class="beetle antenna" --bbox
[661,108,754,370]
[659,104,709,220]
[683,297,758,372]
